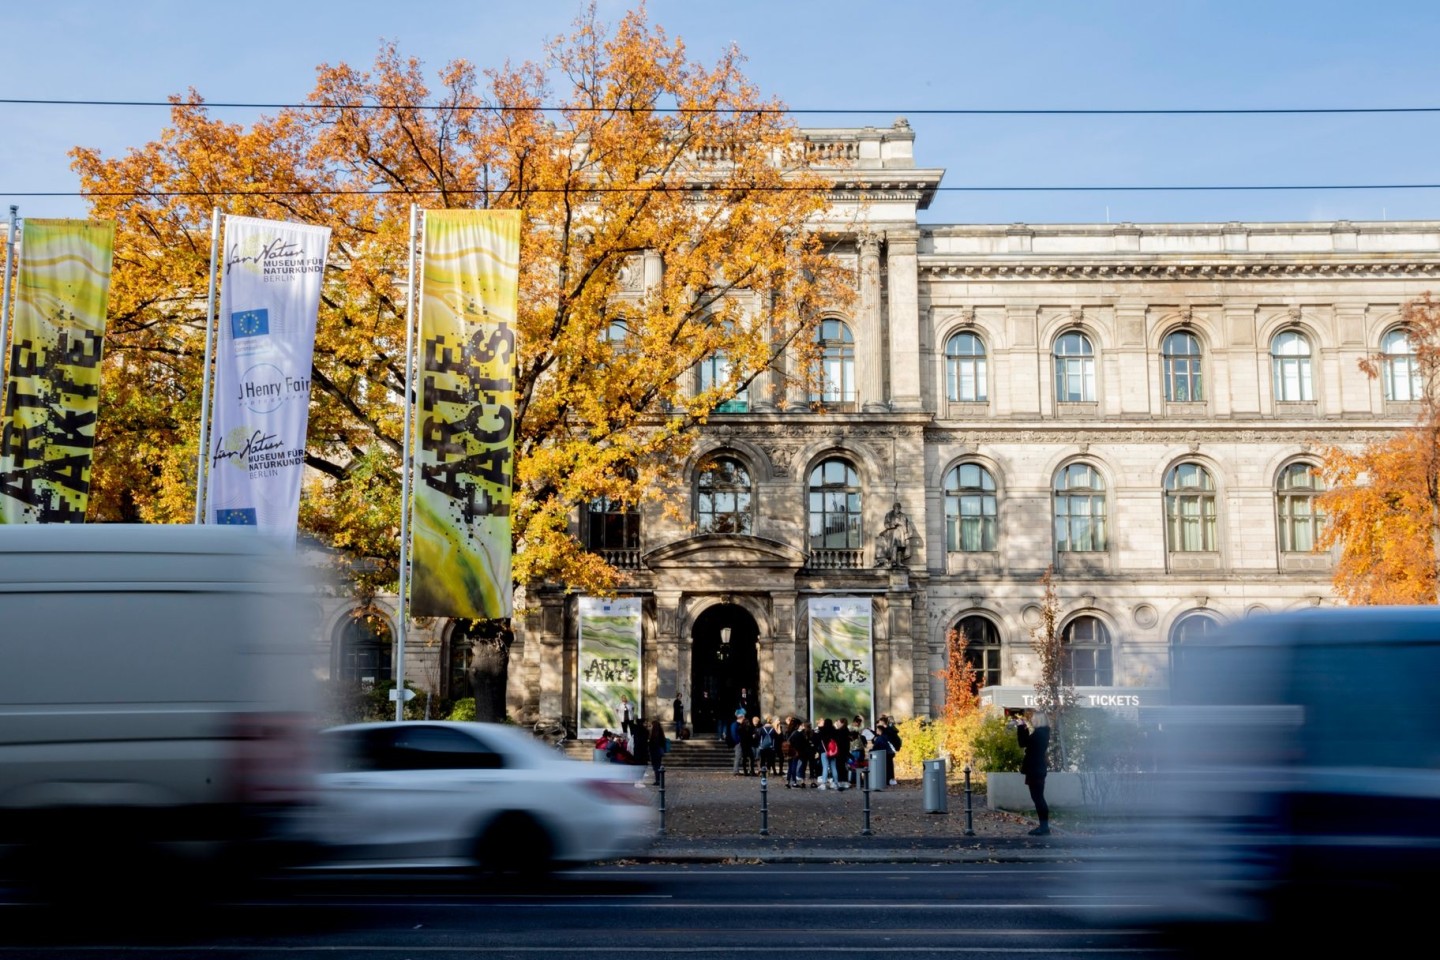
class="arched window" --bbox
[1271,329,1314,402]
[699,321,748,412]
[1062,616,1113,686]
[808,458,862,550]
[1054,463,1107,552]
[945,331,988,403]
[1277,462,1326,552]
[336,610,393,684]
[953,615,1002,690]
[586,493,641,564]
[601,317,631,347]
[1165,462,1217,552]
[1162,330,1204,402]
[1053,331,1096,403]
[1169,611,1220,678]
[1381,328,1421,402]
[696,455,753,534]
[811,319,856,408]
[944,462,997,552]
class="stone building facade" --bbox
[341,123,1440,730]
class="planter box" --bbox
[985,772,1084,811]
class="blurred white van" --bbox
[0,525,320,883]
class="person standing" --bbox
[757,717,778,777]
[1017,710,1051,836]
[619,695,635,738]
[647,719,667,786]
[817,718,840,789]
[729,710,746,776]
[672,692,685,740]
[736,687,753,720]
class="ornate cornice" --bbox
[919,258,1440,281]
[924,424,1406,446]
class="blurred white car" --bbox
[310,722,657,873]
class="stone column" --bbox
[655,590,684,707]
[537,592,568,723]
[886,572,915,717]
[886,229,922,412]
[858,233,887,412]
[770,592,798,714]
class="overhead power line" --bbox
[7,184,1440,199]
[5,97,1440,116]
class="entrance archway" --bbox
[691,603,760,738]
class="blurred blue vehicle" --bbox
[1079,607,1440,928]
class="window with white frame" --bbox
[1271,329,1314,402]
[696,455,753,534]
[807,458,862,550]
[1054,463,1107,552]
[1277,461,1326,552]
[1062,616,1113,686]
[1162,330,1204,402]
[953,615,1002,690]
[945,331,988,403]
[1165,462,1217,552]
[810,318,856,408]
[1381,328,1421,402]
[944,462,997,552]
[1053,331,1096,403]
[1169,611,1220,678]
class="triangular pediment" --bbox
[644,534,805,571]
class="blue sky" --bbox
[6,1,1440,225]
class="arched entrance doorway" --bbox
[691,603,760,738]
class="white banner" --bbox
[205,216,329,532]
[577,596,643,738]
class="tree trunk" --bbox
[466,622,512,723]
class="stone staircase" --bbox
[560,734,737,770]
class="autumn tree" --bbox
[1029,566,1071,769]
[70,6,850,718]
[931,625,984,769]
[1319,292,1440,604]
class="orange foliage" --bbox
[68,5,850,596]
[1320,291,1440,605]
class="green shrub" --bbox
[447,698,477,722]
[971,713,1024,773]
[892,716,938,779]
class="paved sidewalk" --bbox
[634,768,1110,863]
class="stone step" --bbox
[560,735,742,770]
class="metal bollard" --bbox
[860,767,873,836]
[963,763,975,837]
[759,774,769,836]
[657,765,667,837]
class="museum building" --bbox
[339,121,1440,731]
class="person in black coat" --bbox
[1016,710,1051,836]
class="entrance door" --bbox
[690,604,760,738]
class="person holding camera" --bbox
[1016,710,1051,836]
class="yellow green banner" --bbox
[410,210,521,619]
[0,219,115,524]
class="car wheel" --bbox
[475,812,554,879]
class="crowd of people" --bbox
[595,695,905,792]
[724,712,903,789]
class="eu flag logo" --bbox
[231,309,269,338]
[215,508,258,526]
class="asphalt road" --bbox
[0,863,1189,959]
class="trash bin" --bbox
[869,750,887,791]
[923,758,948,813]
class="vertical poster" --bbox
[206,216,330,533]
[808,596,874,723]
[0,219,115,524]
[410,209,521,619]
[577,596,642,737]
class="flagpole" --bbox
[0,206,18,393]
[394,204,421,722]
[193,208,221,524]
